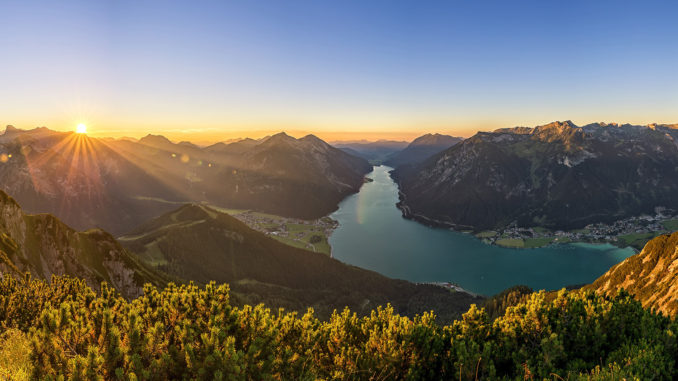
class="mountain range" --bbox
[0,127,371,235]
[393,121,678,231]
[384,133,462,168]
[5,121,678,321]
[333,140,409,164]
[6,176,678,323]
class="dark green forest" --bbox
[1,275,675,380]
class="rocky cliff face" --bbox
[589,231,678,316]
[393,121,678,231]
[0,190,165,298]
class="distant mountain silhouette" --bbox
[384,133,462,168]
[333,140,409,164]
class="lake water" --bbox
[329,165,635,296]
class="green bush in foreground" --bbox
[0,274,676,380]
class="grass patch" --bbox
[475,230,498,238]
[271,236,310,251]
[662,219,678,232]
[0,329,32,380]
[523,237,554,248]
[495,238,525,248]
[203,205,249,216]
[618,232,657,250]
[309,237,331,255]
[532,227,550,234]
[287,223,311,232]
[272,231,332,256]
[140,241,169,266]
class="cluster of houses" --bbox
[490,207,676,246]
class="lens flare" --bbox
[76,124,87,134]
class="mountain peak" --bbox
[3,125,20,134]
[532,120,584,142]
[0,189,21,210]
[174,203,216,220]
[260,132,298,146]
[178,141,199,148]
[139,134,173,146]
[384,133,463,168]
[536,120,578,131]
[300,134,328,146]
[270,131,293,139]
[410,133,462,147]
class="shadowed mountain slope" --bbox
[393,121,678,231]
[0,127,370,234]
[333,140,409,164]
[119,203,482,321]
[384,133,462,168]
[0,190,167,299]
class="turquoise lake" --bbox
[329,165,635,296]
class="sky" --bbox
[1,0,677,143]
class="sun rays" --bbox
[15,132,107,218]
[11,126,224,226]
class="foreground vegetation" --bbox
[1,275,676,380]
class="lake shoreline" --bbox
[393,173,667,252]
[329,165,636,296]
[397,200,607,251]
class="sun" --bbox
[76,123,87,134]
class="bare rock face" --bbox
[0,190,164,299]
[393,121,678,231]
[590,231,678,317]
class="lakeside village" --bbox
[220,204,678,253]
[229,210,338,256]
[475,207,678,250]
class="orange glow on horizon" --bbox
[7,115,678,146]
[75,127,480,145]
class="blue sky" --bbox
[1,0,677,141]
